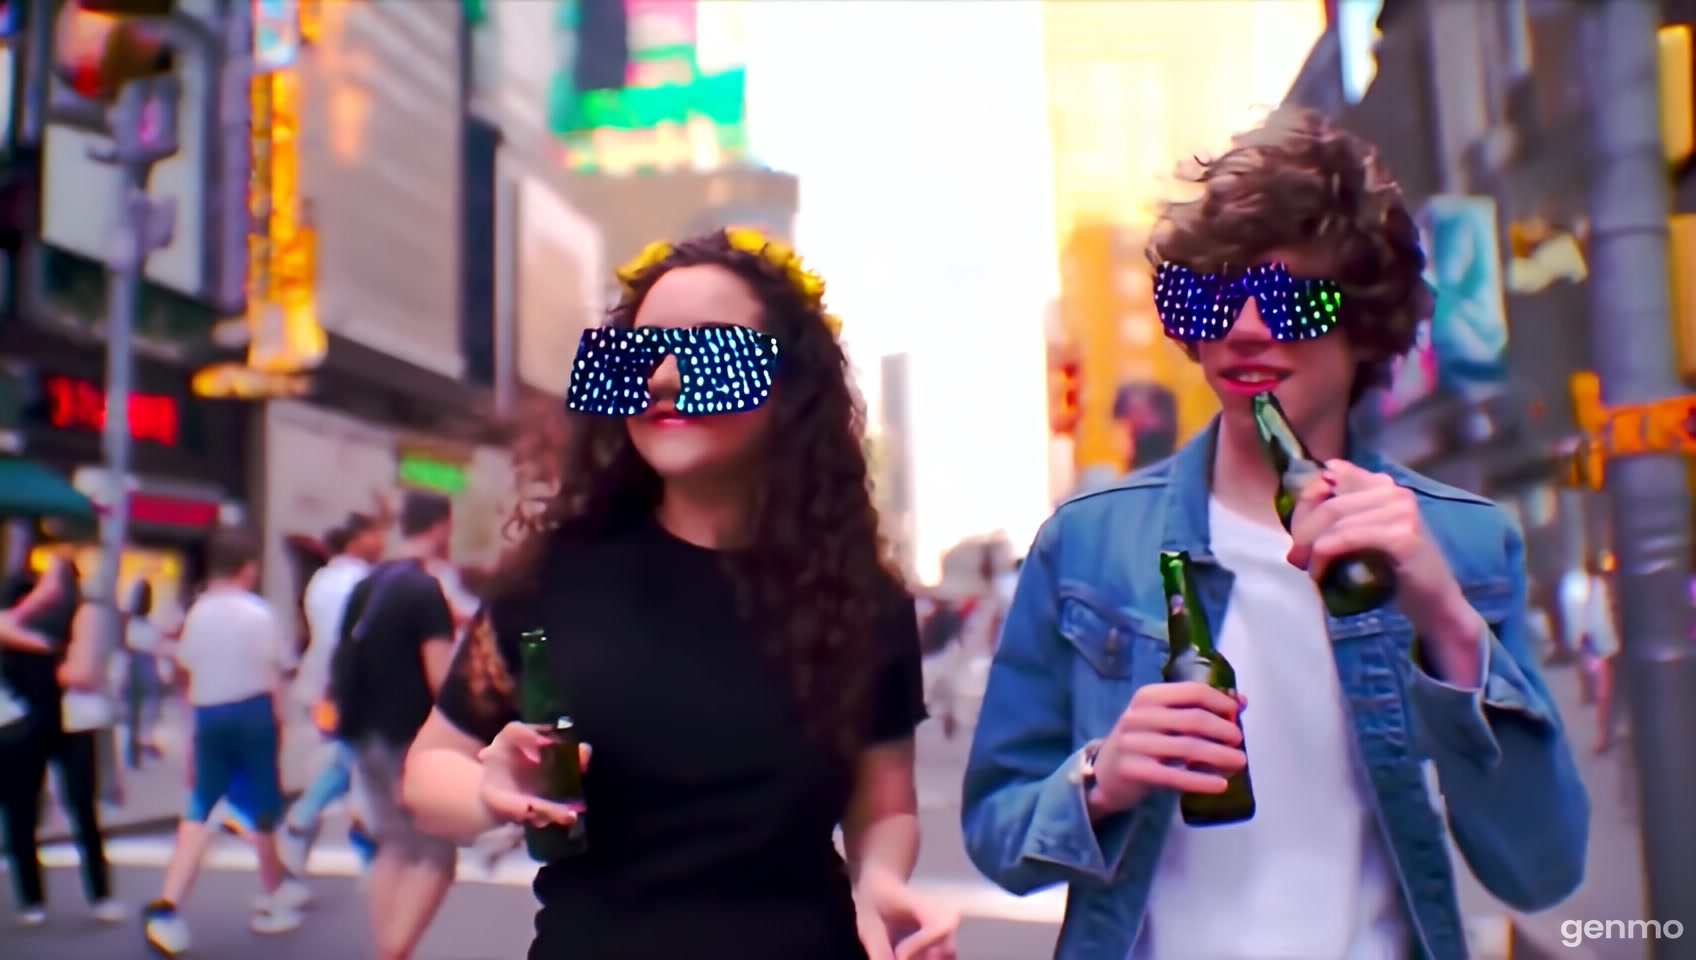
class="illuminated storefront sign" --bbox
[40,374,180,447]
[397,452,469,494]
[197,0,321,398]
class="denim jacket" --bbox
[960,422,1588,960]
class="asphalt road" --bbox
[1,863,1060,960]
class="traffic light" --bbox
[1661,25,1693,169]
[1048,355,1081,436]
[53,0,175,103]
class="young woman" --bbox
[403,228,959,960]
[0,553,122,926]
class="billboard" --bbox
[292,0,464,378]
[513,176,604,396]
[552,0,750,174]
[1381,194,1510,416]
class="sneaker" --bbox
[91,898,127,923]
[250,902,302,935]
[143,901,191,955]
[276,822,314,877]
[17,906,46,927]
[252,879,313,912]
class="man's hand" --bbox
[1086,681,1246,817]
[1286,460,1486,681]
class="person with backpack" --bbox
[330,491,460,960]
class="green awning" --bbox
[0,456,95,521]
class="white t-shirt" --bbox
[293,555,372,706]
[125,617,165,656]
[1133,499,1408,960]
[1559,570,1618,659]
[175,587,293,707]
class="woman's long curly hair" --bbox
[470,229,892,760]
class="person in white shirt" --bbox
[277,514,383,877]
[1564,550,1621,754]
[143,530,303,955]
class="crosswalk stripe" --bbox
[34,836,1068,925]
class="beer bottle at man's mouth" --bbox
[1159,550,1254,826]
[1251,391,1397,617]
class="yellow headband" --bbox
[613,228,844,337]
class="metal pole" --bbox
[1583,0,1696,949]
[89,78,179,658]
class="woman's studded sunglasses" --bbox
[565,323,780,417]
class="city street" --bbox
[4,718,1061,960]
[0,673,1650,960]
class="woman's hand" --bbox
[853,868,959,960]
[477,721,591,828]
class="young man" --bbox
[961,109,1589,960]
[332,491,459,960]
[144,530,302,955]
[277,512,384,876]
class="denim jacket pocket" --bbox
[1057,589,1167,735]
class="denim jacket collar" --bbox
[1157,414,1388,562]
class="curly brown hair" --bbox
[475,229,892,759]
[1147,108,1432,403]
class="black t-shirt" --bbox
[0,570,77,722]
[435,514,927,960]
[335,558,455,747]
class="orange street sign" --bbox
[1564,370,1696,487]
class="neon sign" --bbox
[41,374,179,446]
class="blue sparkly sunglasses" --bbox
[565,323,781,417]
[1153,262,1344,342]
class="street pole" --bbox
[1583,0,1696,948]
[86,77,179,657]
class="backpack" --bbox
[328,562,413,741]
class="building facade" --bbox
[1282,0,1696,598]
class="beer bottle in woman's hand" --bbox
[518,630,588,860]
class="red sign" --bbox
[128,492,219,527]
[43,374,180,447]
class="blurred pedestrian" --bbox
[278,512,383,879]
[1569,550,1621,754]
[143,530,303,955]
[123,578,166,768]
[917,591,966,738]
[0,552,123,926]
[402,228,958,960]
[329,491,461,960]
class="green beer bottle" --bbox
[1251,391,1398,617]
[517,629,588,861]
[1158,550,1255,826]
